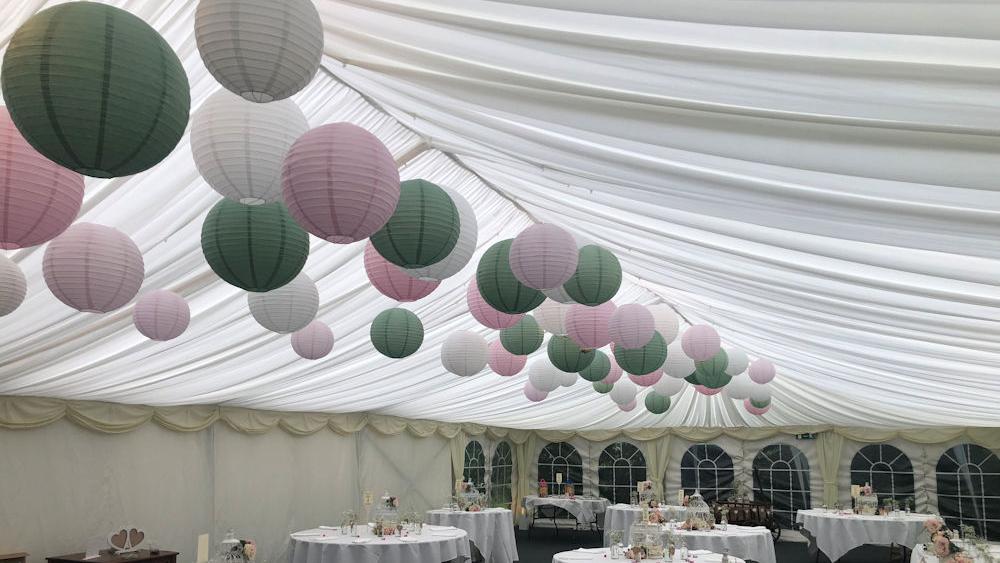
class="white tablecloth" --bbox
[552,547,745,563]
[524,495,611,524]
[668,525,776,563]
[603,504,690,545]
[289,526,471,563]
[426,508,519,563]
[796,509,930,562]
[911,541,1000,563]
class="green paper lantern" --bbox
[500,315,543,355]
[475,239,545,314]
[593,381,613,394]
[201,199,309,292]
[563,244,622,306]
[547,335,595,372]
[579,350,612,382]
[371,179,460,269]
[685,373,700,385]
[1,2,190,178]
[370,308,424,358]
[645,392,672,414]
[614,331,667,375]
[750,397,771,409]
[695,349,732,389]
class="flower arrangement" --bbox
[647,510,665,524]
[538,479,548,497]
[861,483,873,496]
[923,518,962,559]
[219,531,255,562]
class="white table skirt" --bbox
[603,504,690,545]
[426,508,519,563]
[524,495,610,524]
[289,526,471,563]
[796,509,930,562]
[552,547,745,563]
[669,525,776,563]
[911,541,1000,563]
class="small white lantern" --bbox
[247,273,319,333]
[441,330,489,377]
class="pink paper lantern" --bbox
[0,107,84,249]
[565,301,616,349]
[508,223,578,290]
[618,399,637,412]
[628,369,662,387]
[489,340,526,377]
[291,320,335,360]
[744,399,771,416]
[608,303,655,349]
[748,358,776,384]
[43,223,144,313]
[695,384,724,396]
[282,123,400,243]
[681,324,721,361]
[133,290,190,341]
[523,381,548,402]
[364,242,439,302]
[602,354,624,384]
[467,278,524,329]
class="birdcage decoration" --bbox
[684,492,715,531]
[628,511,664,559]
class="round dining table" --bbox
[603,503,690,545]
[426,508,519,563]
[289,525,471,563]
[552,546,745,563]
[796,509,931,562]
[910,540,1000,562]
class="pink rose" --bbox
[933,533,951,557]
[924,518,942,534]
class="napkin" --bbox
[426,524,457,531]
[398,536,419,542]
[689,549,712,555]
[576,548,606,553]
[352,537,372,544]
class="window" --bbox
[936,443,1000,540]
[850,444,915,504]
[538,442,583,488]
[681,444,735,503]
[491,441,513,507]
[463,440,486,493]
[598,442,647,504]
[753,444,811,526]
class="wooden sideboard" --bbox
[47,551,177,563]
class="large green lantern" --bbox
[593,381,613,394]
[614,331,667,375]
[562,245,621,306]
[685,373,700,385]
[547,335,595,372]
[645,392,672,414]
[476,239,545,314]
[1,2,190,178]
[371,179,460,269]
[500,315,543,355]
[370,308,424,358]
[579,350,612,382]
[695,349,732,389]
[750,397,771,409]
[201,199,309,292]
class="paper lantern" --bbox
[282,123,400,243]
[533,299,568,335]
[724,376,755,401]
[527,360,561,393]
[547,335,595,373]
[614,331,667,376]
[371,179,460,268]
[43,223,144,313]
[593,381,613,394]
[2,3,189,177]
[441,330,488,377]
[370,308,424,358]
[618,399,637,412]
[648,303,679,344]
[0,107,84,249]
[475,239,545,314]
[467,278,523,329]
[562,245,621,306]
[291,320,334,360]
[524,382,548,402]
[652,375,684,397]
[749,384,772,404]
[201,199,309,292]
[609,304,655,349]
[695,385,724,396]
[191,90,309,204]
[694,349,731,389]
[488,340,526,377]
[248,273,318,333]
[195,0,322,102]
[364,242,439,302]
[609,378,637,405]
[565,301,616,349]
[579,350,612,382]
[508,223,578,290]
[745,399,771,416]
[542,285,576,304]
[133,290,190,341]
[500,315,543,355]
[628,370,663,387]
[681,325,721,361]
[406,187,477,281]
[645,392,671,415]
[602,355,624,384]
[663,342,696,379]
[0,255,27,316]
[748,358,777,384]
[559,370,578,388]
[725,348,750,376]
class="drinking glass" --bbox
[609,530,624,559]
[630,491,639,506]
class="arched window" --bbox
[538,442,583,488]
[490,441,514,507]
[753,444,811,526]
[936,444,1000,540]
[598,442,647,504]
[850,444,915,504]
[463,440,486,493]
[681,444,735,503]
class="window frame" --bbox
[463,440,487,494]
[680,443,735,503]
[849,444,915,505]
[537,441,583,490]
[753,443,812,527]
[598,441,648,504]
[490,441,514,507]
[936,443,1000,540]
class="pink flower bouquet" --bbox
[933,533,952,558]
[924,518,943,535]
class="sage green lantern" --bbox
[645,392,672,414]
[476,239,545,314]
[562,244,621,306]
[579,350,612,382]
[371,179,460,269]
[547,335,595,373]
[750,397,771,409]
[500,315,543,355]
[593,381,613,394]
[695,348,732,389]
[614,331,667,375]
[370,308,424,358]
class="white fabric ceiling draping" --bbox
[0,0,997,430]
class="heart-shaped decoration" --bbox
[128,529,145,548]
[109,530,129,550]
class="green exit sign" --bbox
[796,433,817,440]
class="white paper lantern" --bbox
[609,378,638,405]
[406,187,478,281]
[542,285,576,304]
[195,0,323,103]
[133,290,190,341]
[652,375,685,397]
[559,370,578,388]
[648,303,679,343]
[528,360,561,393]
[534,299,568,335]
[291,320,334,360]
[247,273,318,333]
[0,255,26,316]
[191,90,309,204]
[618,399,637,412]
[441,330,489,377]
[724,376,755,401]
[662,342,696,379]
[724,348,750,376]
[749,384,772,404]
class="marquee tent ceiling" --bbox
[0,0,997,430]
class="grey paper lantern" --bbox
[407,187,478,281]
[609,378,637,406]
[191,89,309,204]
[195,0,323,103]
[527,359,561,393]
[247,273,319,333]
[0,255,26,316]
[725,348,750,376]
[724,375,755,401]
[441,330,488,377]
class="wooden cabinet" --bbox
[47,551,177,563]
